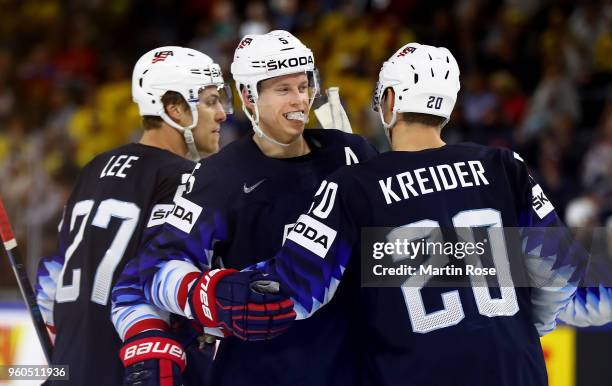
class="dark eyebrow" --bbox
[201,90,220,98]
[275,82,308,88]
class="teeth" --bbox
[284,112,307,122]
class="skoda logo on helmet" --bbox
[266,55,313,71]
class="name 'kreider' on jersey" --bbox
[112,128,378,386]
[35,143,195,386]
[253,143,589,386]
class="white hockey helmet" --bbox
[372,43,460,141]
[132,46,232,159]
[231,30,320,146]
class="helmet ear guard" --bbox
[372,43,460,143]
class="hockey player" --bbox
[35,46,233,386]
[111,30,378,386]
[198,43,599,385]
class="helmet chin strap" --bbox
[160,104,201,160]
[379,107,397,145]
[242,99,303,148]
[182,129,201,161]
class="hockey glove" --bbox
[188,268,296,341]
[120,330,186,386]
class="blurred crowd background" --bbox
[0,0,610,293]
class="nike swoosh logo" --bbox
[243,179,266,193]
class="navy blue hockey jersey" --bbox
[252,143,589,386]
[111,129,378,385]
[35,143,195,386]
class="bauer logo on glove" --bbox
[188,268,296,341]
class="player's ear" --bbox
[165,102,187,124]
[382,88,395,121]
[241,87,255,112]
[383,88,395,112]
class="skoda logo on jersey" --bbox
[166,200,202,234]
[147,204,174,227]
[293,222,329,246]
[531,184,554,219]
[286,214,337,258]
[167,180,203,234]
[171,205,195,224]
[267,55,313,71]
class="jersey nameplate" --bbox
[378,160,489,205]
[100,155,139,178]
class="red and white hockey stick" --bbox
[0,197,53,363]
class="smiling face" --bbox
[192,85,227,154]
[252,72,311,144]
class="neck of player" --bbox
[139,125,188,157]
[391,122,446,152]
[253,130,311,159]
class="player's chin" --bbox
[282,120,305,138]
[199,135,220,154]
[208,138,220,154]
